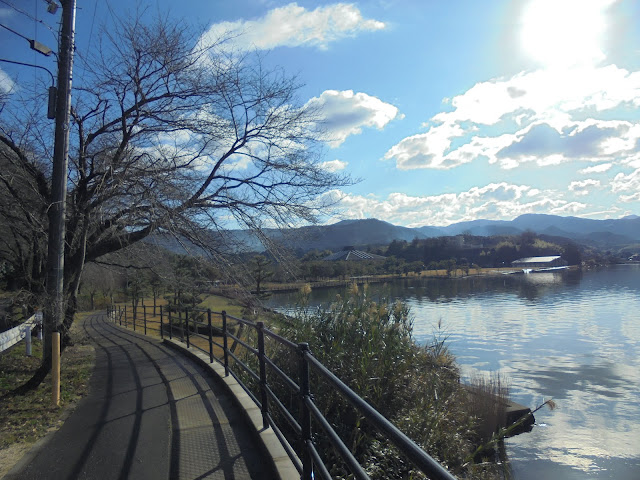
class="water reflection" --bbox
[266,265,640,479]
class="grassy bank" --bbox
[0,312,95,477]
[266,288,510,479]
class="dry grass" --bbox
[109,295,237,359]
[466,372,510,443]
[0,312,95,476]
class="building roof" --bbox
[323,249,386,261]
[511,256,562,264]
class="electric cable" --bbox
[0,0,56,33]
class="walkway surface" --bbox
[7,312,277,480]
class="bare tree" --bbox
[0,11,350,390]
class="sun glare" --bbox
[521,0,611,68]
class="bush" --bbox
[273,289,483,479]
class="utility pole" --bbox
[45,0,76,406]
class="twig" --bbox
[463,398,556,466]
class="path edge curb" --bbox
[163,338,300,480]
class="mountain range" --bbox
[149,214,640,255]
[277,214,640,252]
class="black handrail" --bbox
[107,303,457,480]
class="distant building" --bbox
[511,256,567,268]
[323,249,386,261]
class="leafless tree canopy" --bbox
[0,12,350,331]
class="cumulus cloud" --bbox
[322,182,580,226]
[201,3,385,51]
[306,90,402,147]
[611,168,640,198]
[384,122,466,169]
[568,179,601,196]
[320,159,348,172]
[385,65,640,170]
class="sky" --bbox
[2,0,640,227]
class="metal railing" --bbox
[107,303,456,480]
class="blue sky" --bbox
[2,0,640,227]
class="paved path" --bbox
[8,312,276,480]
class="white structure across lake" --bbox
[511,256,567,268]
[322,249,385,261]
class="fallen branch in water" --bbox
[462,398,557,467]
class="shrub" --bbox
[273,290,482,479]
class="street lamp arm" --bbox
[0,58,55,85]
[0,23,56,56]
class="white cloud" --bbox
[0,67,15,94]
[550,201,589,214]
[611,168,640,197]
[385,65,640,170]
[384,122,466,169]
[568,179,601,196]
[619,192,640,202]
[323,182,582,226]
[580,163,612,174]
[201,3,385,52]
[320,159,348,172]
[306,90,401,147]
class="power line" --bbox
[0,22,30,42]
[77,0,97,88]
[0,22,55,56]
[0,0,56,33]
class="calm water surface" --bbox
[265,265,640,479]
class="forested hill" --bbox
[273,214,639,252]
[414,214,640,243]
[148,214,640,255]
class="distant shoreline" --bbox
[216,265,582,296]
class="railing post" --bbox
[124,305,128,328]
[160,305,164,339]
[168,308,173,340]
[133,303,136,332]
[207,309,213,363]
[299,342,313,480]
[179,309,184,342]
[25,325,32,356]
[185,308,190,348]
[257,322,269,429]
[222,311,229,376]
[192,311,196,343]
[143,305,147,335]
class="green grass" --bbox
[0,313,95,451]
[198,294,246,318]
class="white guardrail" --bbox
[0,312,42,353]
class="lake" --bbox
[265,264,640,479]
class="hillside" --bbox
[147,214,640,255]
[422,214,640,248]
